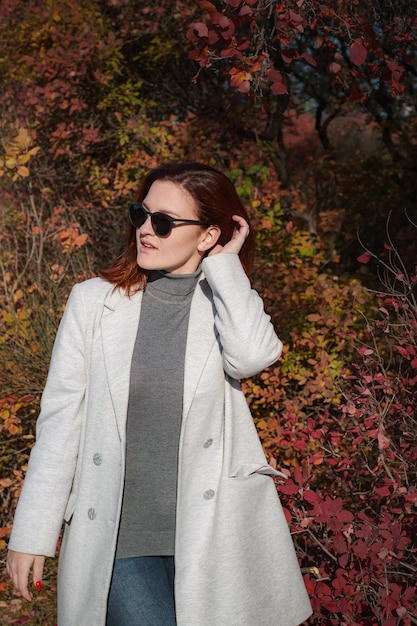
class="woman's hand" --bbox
[208,214,249,256]
[7,550,45,602]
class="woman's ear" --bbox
[198,225,221,252]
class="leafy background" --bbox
[1,1,416,624]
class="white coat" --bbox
[9,254,312,626]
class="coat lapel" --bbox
[100,287,143,438]
[99,274,215,436]
[183,277,217,418]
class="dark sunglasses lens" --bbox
[152,213,172,236]
[129,204,147,228]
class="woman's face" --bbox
[135,180,217,274]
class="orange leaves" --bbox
[0,407,21,436]
[57,224,88,252]
[229,68,251,93]
[200,0,216,11]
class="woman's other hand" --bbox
[6,550,45,602]
[208,214,249,257]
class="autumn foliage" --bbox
[1,1,416,624]
[187,0,414,98]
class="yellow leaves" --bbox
[0,395,33,436]
[13,127,35,151]
[2,306,31,330]
[292,231,315,258]
[12,289,24,304]
[0,406,21,436]
[0,127,41,181]
[1,310,14,325]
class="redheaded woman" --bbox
[8,162,312,625]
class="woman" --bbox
[7,162,312,625]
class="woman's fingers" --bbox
[231,214,250,240]
[208,215,250,256]
[7,550,33,601]
[32,555,45,593]
[7,551,45,602]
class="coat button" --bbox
[203,438,213,448]
[87,508,97,520]
[203,489,215,500]
[93,453,102,466]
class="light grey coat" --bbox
[9,254,312,626]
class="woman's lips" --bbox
[140,239,157,251]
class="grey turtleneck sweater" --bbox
[115,268,201,558]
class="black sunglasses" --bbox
[128,202,209,237]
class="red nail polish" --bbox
[35,580,42,592]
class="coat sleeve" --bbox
[8,282,88,556]
[201,254,282,379]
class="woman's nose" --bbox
[139,213,154,234]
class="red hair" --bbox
[99,162,255,294]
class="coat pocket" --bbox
[229,463,286,479]
[224,378,287,480]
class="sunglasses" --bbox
[128,202,209,237]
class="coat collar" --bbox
[100,275,216,437]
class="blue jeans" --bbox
[106,556,176,626]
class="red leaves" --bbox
[357,250,372,263]
[382,61,407,96]
[281,48,298,64]
[278,479,300,495]
[222,0,242,7]
[303,492,355,532]
[301,52,317,67]
[265,246,417,622]
[395,343,416,361]
[187,0,414,107]
[350,38,367,67]
[266,69,287,95]
[377,430,390,450]
[287,9,306,28]
[210,12,235,39]
[303,489,318,505]
[187,22,209,40]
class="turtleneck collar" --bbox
[146,267,202,297]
